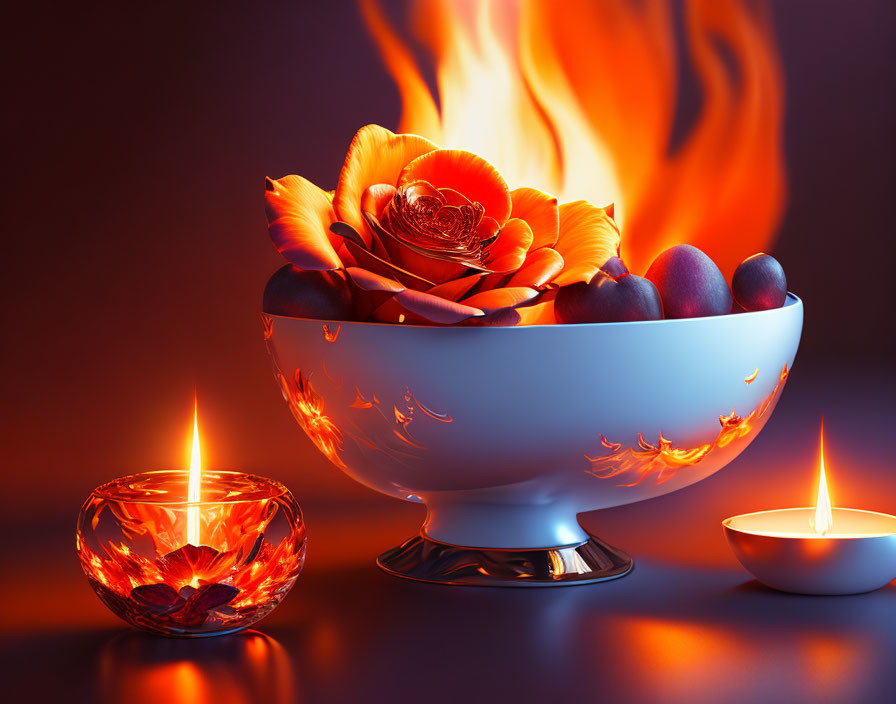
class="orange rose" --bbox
[264,124,620,325]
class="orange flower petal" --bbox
[462,286,540,314]
[373,216,468,284]
[343,266,405,321]
[265,175,342,270]
[426,274,485,301]
[328,220,366,248]
[510,187,559,250]
[551,201,621,287]
[516,299,557,325]
[343,238,435,292]
[336,241,357,267]
[507,247,566,288]
[334,125,437,246]
[471,271,512,294]
[438,187,472,207]
[476,215,500,242]
[361,184,398,218]
[343,266,405,293]
[372,288,484,325]
[399,149,512,225]
[468,308,522,327]
[485,218,534,273]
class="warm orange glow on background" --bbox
[814,418,833,536]
[187,397,203,546]
[361,0,785,276]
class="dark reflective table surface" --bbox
[4,557,895,704]
[3,367,894,703]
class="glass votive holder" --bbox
[76,470,306,637]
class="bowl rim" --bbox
[90,469,291,506]
[263,293,802,330]
[722,506,896,539]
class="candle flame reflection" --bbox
[813,418,833,536]
[186,397,202,546]
[98,630,296,704]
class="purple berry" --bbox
[263,265,353,320]
[731,253,787,311]
[645,244,732,319]
[556,272,663,324]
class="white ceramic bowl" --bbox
[264,294,803,552]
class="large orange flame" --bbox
[361,0,785,276]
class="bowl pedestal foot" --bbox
[376,534,633,587]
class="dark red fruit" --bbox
[263,265,353,320]
[555,271,663,324]
[731,253,787,311]
[645,244,732,319]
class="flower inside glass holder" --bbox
[76,470,305,637]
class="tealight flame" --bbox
[814,419,833,536]
[186,397,202,546]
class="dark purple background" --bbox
[2,2,895,702]
[3,0,895,505]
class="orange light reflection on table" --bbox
[98,631,296,704]
[612,616,872,703]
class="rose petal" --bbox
[344,266,405,320]
[372,288,484,325]
[334,125,437,247]
[507,247,566,288]
[516,299,558,325]
[462,286,540,314]
[369,212,470,284]
[475,215,500,244]
[265,176,342,270]
[467,307,522,327]
[485,218,534,272]
[342,238,435,292]
[510,187,560,250]
[551,201,621,287]
[329,221,367,248]
[438,187,472,207]
[361,184,398,219]
[425,274,485,302]
[336,241,357,266]
[471,270,508,293]
[344,266,405,293]
[398,149,513,225]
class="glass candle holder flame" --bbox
[76,470,306,637]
